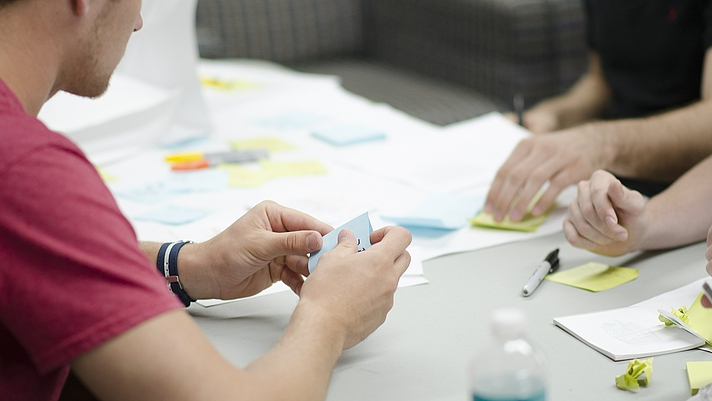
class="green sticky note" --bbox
[260,160,327,179]
[469,210,549,232]
[687,293,712,344]
[687,361,712,395]
[469,193,552,232]
[545,262,638,292]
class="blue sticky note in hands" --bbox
[308,212,373,273]
[311,124,386,146]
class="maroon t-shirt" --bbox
[0,79,183,400]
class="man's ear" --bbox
[70,0,90,16]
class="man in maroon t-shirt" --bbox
[0,1,412,400]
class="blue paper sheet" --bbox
[308,212,373,273]
[115,170,229,204]
[381,193,485,230]
[311,124,386,146]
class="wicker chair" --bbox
[195,0,588,126]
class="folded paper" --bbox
[616,358,653,392]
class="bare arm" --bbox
[565,155,712,256]
[73,226,412,401]
[522,52,612,133]
[486,48,712,223]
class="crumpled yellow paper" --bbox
[658,293,712,346]
[659,305,690,326]
[616,358,653,392]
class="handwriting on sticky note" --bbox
[308,212,373,273]
[545,262,638,292]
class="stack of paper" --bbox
[554,278,712,361]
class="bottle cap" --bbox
[491,307,526,339]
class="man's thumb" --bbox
[335,229,357,252]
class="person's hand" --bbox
[297,226,412,350]
[503,109,561,134]
[180,200,333,300]
[484,125,603,222]
[564,170,649,256]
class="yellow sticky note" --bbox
[218,160,327,188]
[687,293,712,344]
[96,167,117,182]
[469,193,553,232]
[218,165,270,188]
[545,262,638,292]
[260,160,327,179]
[200,77,261,91]
[469,210,549,232]
[687,361,712,395]
[230,138,295,152]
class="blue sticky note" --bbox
[311,124,387,146]
[134,204,213,225]
[381,193,485,230]
[115,170,229,204]
[256,111,327,131]
[308,212,373,273]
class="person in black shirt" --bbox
[484,0,712,224]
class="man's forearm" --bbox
[641,154,712,249]
[597,99,712,182]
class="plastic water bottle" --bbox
[469,308,547,401]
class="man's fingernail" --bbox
[307,232,320,251]
[531,206,542,216]
[605,216,616,228]
[338,229,351,242]
[616,232,627,241]
[509,210,522,221]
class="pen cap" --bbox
[491,307,526,340]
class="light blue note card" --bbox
[308,212,373,273]
[134,204,213,225]
[311,124,386,146]
[381,192,485,230]
[115,170,229,204]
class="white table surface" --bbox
[189,232,712,401]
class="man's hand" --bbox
[179,201,333,300]
[297,226,412,349]
[484,125,604,222]
[564,170,648,256]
